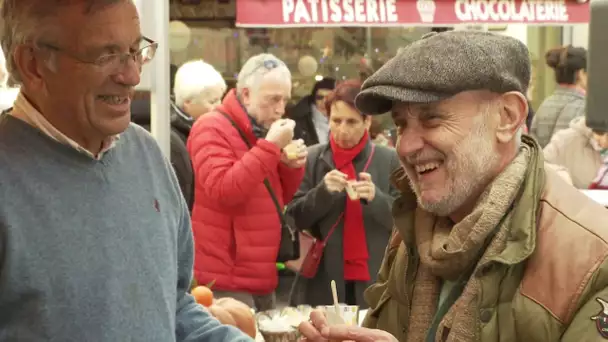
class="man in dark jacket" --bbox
[131,94,195,211]
[287,77,336,146]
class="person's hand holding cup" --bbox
[281,139,307,168]
[323,170,348,194]
[265,119,295,149]
[299,309,398,342]
[350,172,375,201]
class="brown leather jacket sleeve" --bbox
[560,256,608,341]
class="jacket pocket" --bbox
[362,291,391,328]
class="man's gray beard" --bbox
[412,164,496,217]
[410,121,500,217]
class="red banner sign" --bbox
[236,0,589,27]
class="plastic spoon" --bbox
[326,280,346,326]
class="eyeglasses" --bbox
[239,59,283,80]
[38,36,158,73]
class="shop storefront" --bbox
[236,0,588,27]
[168,0,590,108]
[169,1,435,101]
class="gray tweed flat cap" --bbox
[355,30,531,115]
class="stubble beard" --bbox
[409,117,500,217]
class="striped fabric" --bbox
[530,86,585,148]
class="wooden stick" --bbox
[330,280,341,318]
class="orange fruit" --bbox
[191,286,214,307]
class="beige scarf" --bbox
[405,147,530,342]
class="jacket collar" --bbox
[391,135,545,265]
[169,101,194,136]
[216,89,258,145]
[555,85,586,99]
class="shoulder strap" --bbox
[218,110,286,227]
[322,212,344,244]
[217,109,253,149]
[362,144,376,173]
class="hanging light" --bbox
[169,20,191,52]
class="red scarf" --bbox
[329,131,371,282]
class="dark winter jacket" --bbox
[131,97,195,211]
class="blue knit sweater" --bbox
[0,115,252,342]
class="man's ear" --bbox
[240,88,251,106]
[496,91,528,143]
[13,45,46,90]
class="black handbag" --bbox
[218,111,300,263]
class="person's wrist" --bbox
[258,139,282,155]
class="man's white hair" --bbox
[174,59,226,107]
[0,0,125,86]
[236,53,291,95]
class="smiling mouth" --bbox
[414,161,442,176]
[99,95,129,105]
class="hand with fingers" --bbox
[298,309,397,342]
[265,118,296,149]
[350,172,375,202]
[323,170,348,193]
[281,139,308,168]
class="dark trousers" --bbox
[345,281,357,306]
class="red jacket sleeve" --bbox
[277,163,305,205]
[187,116,282,207]
[590,164,608,190]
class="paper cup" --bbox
[321,304,360,326]
[345,182,359,200]
[259,330,299,342]
[283,143,299,160]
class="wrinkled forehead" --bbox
[55,1,141,50]
[391,90,498,120]
[255,70,291,96]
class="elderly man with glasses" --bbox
[186,53,306,311]
[0,1,251,341]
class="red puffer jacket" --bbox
[186,90,304,295]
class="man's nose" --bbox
[113,59,141,87]
[276,100,287,115]
[396,124,425,158]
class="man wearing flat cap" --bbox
[299,31,608,342]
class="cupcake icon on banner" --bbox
[416,0,436,23]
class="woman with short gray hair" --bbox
[174,59,227,120]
